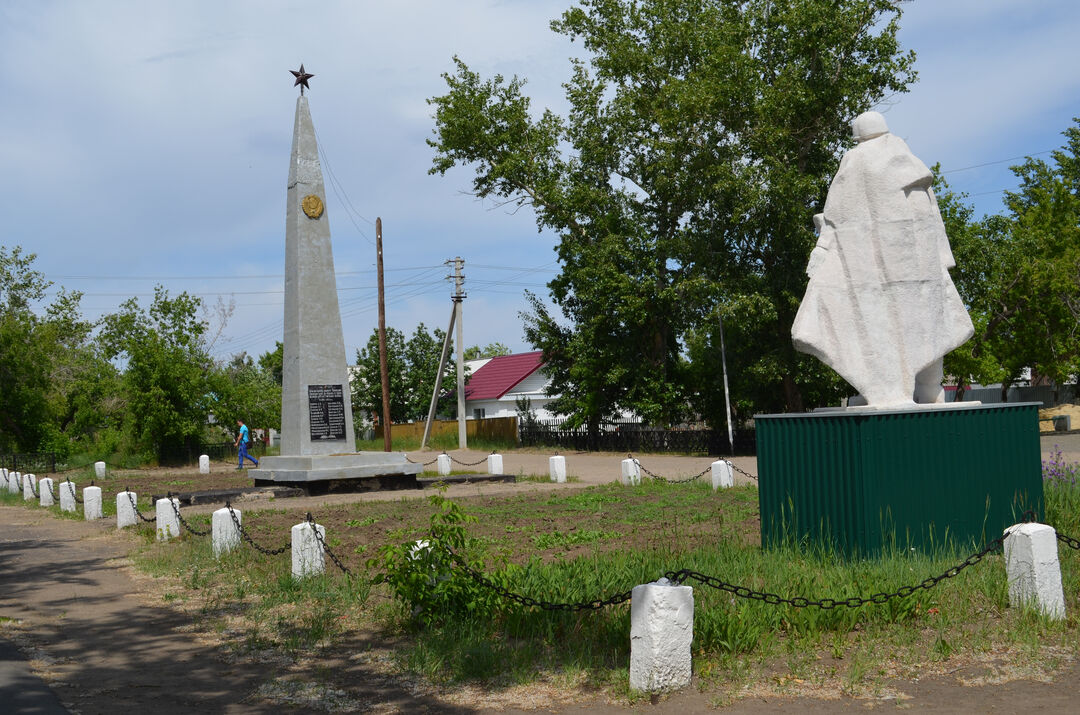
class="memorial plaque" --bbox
[307,384,347,441]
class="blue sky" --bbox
[2,0,1078,363]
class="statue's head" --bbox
[851,111,889,142]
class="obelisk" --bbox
[252,67,420,488]
[279,94,355,455]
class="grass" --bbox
[3,457,1079,706]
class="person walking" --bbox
[235,419,259,470]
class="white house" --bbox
[463,351,559,420]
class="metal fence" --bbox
[0,452,57,473]
[518,418,756,456]
[946,384,1078,406]
[158,441,267,465]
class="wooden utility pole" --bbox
[451,257,467,449]
[376,218,392,451]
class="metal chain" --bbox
[448,451,493,467]
[225,502,291,555]
[126,491,157,523]
[406,455,440,466]
[449,550,633,611]
[729,462,758,481]
[666,534,1007,609]
[28,477,40,498]
[169,496,210,536]
[307,512,353,575]
[1057,532,1080,550]
[73,482,84,504]
[628,454,711,484]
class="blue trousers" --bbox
[238,442,258,467]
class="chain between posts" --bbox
[448,451,494,467]
[729,462,758,481]
[1057,532,1080,550]
[307,512,352,575]
[126,490,156,523]
[225,502,290,555]
[667,534,1008,609]
[449,550,634,611]
[169,495,210,536]
[73,481,86,504]
[405,455,440,466]
[28,477,40,498]
[629,454,711,484]
[441,528,1045,612]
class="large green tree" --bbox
[100,287,216,462]
[209,351,282,436]
[944,120,1080,399]
[353,323,456,427]
[430,0,916,432]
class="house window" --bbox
[473,408,486,419]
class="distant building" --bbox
[463,351,557,420]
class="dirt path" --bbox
[0,506,464,713]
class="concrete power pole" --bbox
[451,257,467,449]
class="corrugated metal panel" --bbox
[757,403,1043,557]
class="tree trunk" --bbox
[782,374,804,413]
[587,416,600,451]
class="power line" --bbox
[940,149,1054,174]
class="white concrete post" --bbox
[436,453,452,476]
[116,491,137,529]
[1005,523,1066,620]
[549,455,566,483]
[198,455,210,474]
[59,481,76,512]
[22,473,37,501]
[291,521,326,578]
[630,578,694,693]
[83,485,103,520]
[212,507,241,557]
[621,458,641,486]
[94,461,106,478]
[7,470,20,494]
[711,460,734,490]
[487,453,503,475]
[156,497,180,540]
[1,468,11,493]
[38,477,55,507]
[116,490,138,529]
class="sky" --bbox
[2,0,1078,364]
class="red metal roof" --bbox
[464,351,544,401]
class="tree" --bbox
[353,323,456,426]
[430,0,916,428]
[463,342,511,360]
[258,341,284,386]
[100,287,216,462]
[209,351,282,437]
[0,246,61,452]
[944,120,1080,398]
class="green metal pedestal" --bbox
[756,403,1043,557]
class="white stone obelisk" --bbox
[280,95,355,456]
[252,89,420,487]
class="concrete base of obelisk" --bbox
[251,452,422,493]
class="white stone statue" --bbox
[791,111,974,408]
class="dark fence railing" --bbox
[518,419,756,456]
[945,384,1078,407]
[158,441,267,466]
[0,452,58,474]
